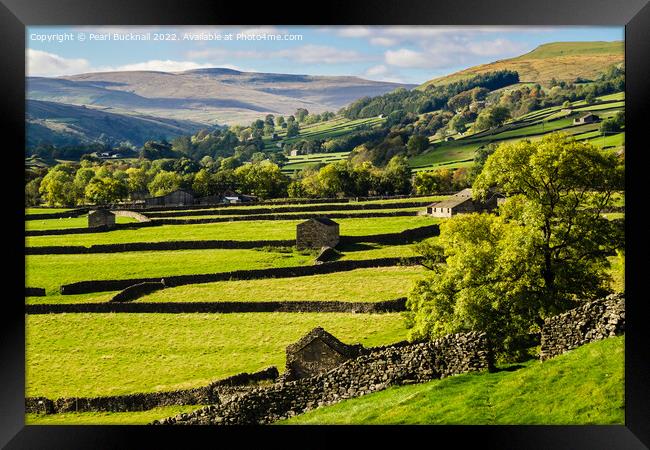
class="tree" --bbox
[286,121,300,138]
[148,170,183,196]
[126,167,148,195]
[25,177,42,206]
[38,165,78,206]
[474,106,511,131]
[407,135,429,156]
[234,161,288,199]
[276,116,285,127]
[380,155,412,195]
[408,133,623,360]
[192,169,216,197]
[84,177,128,205]
[295,108,309,122]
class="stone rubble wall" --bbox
[25,224,440,255]
[26,298,408,315]
[145,201,433,218]
[26,367,279,415]
[539,294,625,361]
[154,332,490,425]
[109,281,166,303]
[59,257,422,295]
[112,210,151,222]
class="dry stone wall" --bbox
[154,332,490,425]
[26,367,279,415]
[59,257,422,295]
[26,298,408,315]
[539,294,625,360]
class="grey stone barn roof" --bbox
[286,327,358,358]
[306,217,338,227]
[151,188,196,200]
[427,188,475,209]
[88,209,114,216]
[427,197,473,209]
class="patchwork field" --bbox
[409,93,624,171]
[26,215,439,247]
[24,193,623,426]
[26,312,408,398]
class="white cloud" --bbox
[361,64,406,83]
[466,38,527,57]
[27,49,92,76]
[385,48,431,68]
[370,37,398,47]
[273,45,367,64]
[337,27,372,38]
[27,49,230,76]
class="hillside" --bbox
[281,335,624,425]
[26,99,206,147]
[27,70,413,127]
[420,41,623,88]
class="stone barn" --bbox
[144,189,195,208]
[296,217,339,250]
[573,113,600,125]
[88,209,116,228]
[283,327,364,381]
[425,188,499,218]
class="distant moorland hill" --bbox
[27,69,414,127]
[420,41,624,88]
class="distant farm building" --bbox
[573,113,600,125]
[444,136,455,142]
[144,189,195,208]
[296,217,340,250]
[425,188,500,218]
[88,209,116,228]
[283,327,363,381]
[290,149,300,157]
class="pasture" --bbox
[410,93,625,171]
[26,312,407,398]
[282,335,624,425]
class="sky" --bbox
[26,26,623,84]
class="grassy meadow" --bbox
[26,312,408,398]
[281,335,624,425]
[26,215,438,247]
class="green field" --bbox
[26,405,207,425]
[26,208,77,215]
[410,93,625,171]
[267,116,385,153]
[26,215,438,247]
[282,335,624,425]
[138,266,426,303]
[26,312,408,398]
[26,248,315,294]
[26,215,138,231]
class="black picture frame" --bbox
[2,0,648,448]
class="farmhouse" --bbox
[283,327,364,381]
[425,188,499,218]
[88,209,116,228]
[296,217,340,250]
[573,113,600,125]
[144,189,195,208]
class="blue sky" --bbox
[27,26,623,84]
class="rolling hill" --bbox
[27,69,413,127]
[420,41,623,88]
[26,99,206,147]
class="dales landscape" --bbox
[25,39,625,425]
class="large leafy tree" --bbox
[38,164,79,206]
[407,133,623,360]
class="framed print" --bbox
[1,0,649,448]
